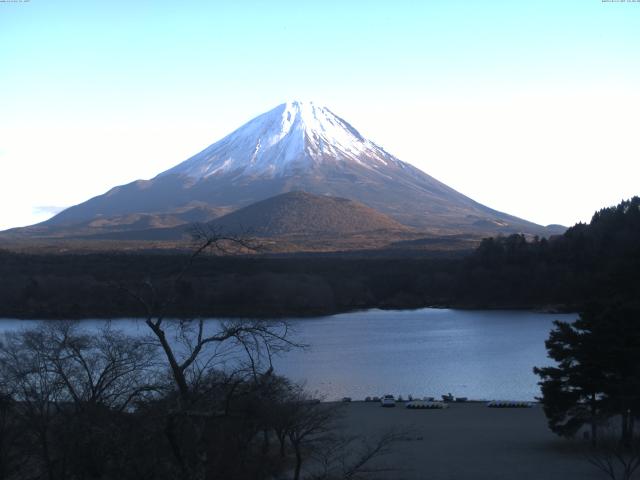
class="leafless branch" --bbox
[586,428,640,480]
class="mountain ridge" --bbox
[5,100,565,241]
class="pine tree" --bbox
[534,303,640,445]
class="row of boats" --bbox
[342,394,533,409]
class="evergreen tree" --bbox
[535,303,640,445]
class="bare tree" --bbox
[34,321,159,411]
[121,225,298,405]
[270,386,343,480]
[0,391,25,480]
[0,328,69,480]
[118,225,303,480]
[310,429,406,480]
[586,426,640,480]
[268,382,404,480]
[0,321,160,480]
[0,226,402,480]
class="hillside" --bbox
[209,191,411,236]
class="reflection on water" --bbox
[0,309,576,401]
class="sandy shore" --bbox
[333,402,603,480]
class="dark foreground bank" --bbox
[333,402,601,480]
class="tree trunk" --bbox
[164,414,188,477]
[146,320,190,403]
[621,410,630,448]
[590,394,598,447]
[293,445,302,480]
[261,429,270,454]
[40,434,55,480]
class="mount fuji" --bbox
[9,101,561,241]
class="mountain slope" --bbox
[209,191,411,236]
[2,203,228,239]
[13,100,562,238]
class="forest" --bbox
[1,197,639,319]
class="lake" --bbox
[0,308,576,401]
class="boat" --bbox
[380,394,396,407]
[487,400,532,408]
[406,401,447,409]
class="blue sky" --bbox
[1,0,639,229]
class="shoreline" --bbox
[333,398,540,404]
[0,304,578,321]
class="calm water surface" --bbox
[0,309,576,401]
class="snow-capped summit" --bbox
[32,100,559,238]
[161,101,397,179]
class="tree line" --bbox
[468,197,640,308]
